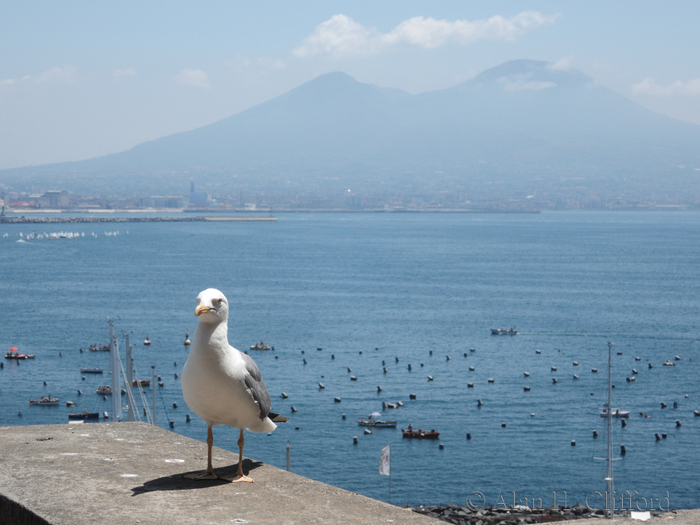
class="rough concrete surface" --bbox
[571,510,700,525]
[0,423,439,525]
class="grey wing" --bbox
[241,353,272,420]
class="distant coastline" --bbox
[0,215,276,224]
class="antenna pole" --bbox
[606,341,614,519]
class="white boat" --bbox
[250,341,271,350]
[600,409,629,418]
[491,328,517,335]
[358,418,398,428]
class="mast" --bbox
[605,341,614,519]
[108,319,122,422]
[126,334,134,422]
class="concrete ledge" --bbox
[0,423,438,525]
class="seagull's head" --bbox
[194,288,229,325]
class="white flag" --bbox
[379,444,390,476]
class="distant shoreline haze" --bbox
[2,60,699,210]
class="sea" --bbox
[0,211,698,510]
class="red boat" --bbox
[402,425,440,439]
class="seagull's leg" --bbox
[184,426,218,480]
[225,428,253,482]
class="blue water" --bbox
[0,212,698,510]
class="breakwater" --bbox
[0,215,275,223]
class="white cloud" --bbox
[175,69,211,88]
[113,67,136,77]
[631,78,700,96]
[547,57,574,71]
[35,65,78,84]
[293,11,560,58]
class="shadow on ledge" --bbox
[131,459,264,495]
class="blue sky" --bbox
[1,1,699,169]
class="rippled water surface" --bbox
[0,211,698,508]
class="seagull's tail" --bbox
[268,412,289,423]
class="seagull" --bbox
[182,288,287,482]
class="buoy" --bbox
[383,368,388,374]
[429,350,433,356]
[488,378,495,383]
[694,410,700,417]
[174,373,178,379]
[407,364,412,371]
[347,367,352,373]
[573,361,578,366]
[174,362,177,366]
[382,360,385,365]
[397,401,403,407]
[524,386,531,392]
[501,423,506,428]
[592,368,598,373]
[301,350,305,354]
[66,401,75,407]
[303,359,307,365]
[82,376,86,381]
[551,366,557,371]
[466,433,472,440]
[420,362,424,367]
[364,428,371,435]
[477,399,483,407]
[291,406,297,413]
[593,430,598,438]
[158,382,164,387]
[342,414,346,420]
[439,443,444,449]
[319,383,325,389]
[571,440,576,446]
[469,366,475,371]
[530,413,535,417]
[281,392,288,399]
[635,356,641,361]
[649,363,653,369]
[620,444,626,455]
[377,386,382,392]
[395,357,399,363]
[186,414,191,422]
[470,348,475,352]
[317,348,322,351]
[169,421,174,429]
[331,354,335,360]
[467,383,474,388]
[676,420,682,427]
[662,433,667,439]
[173,402,178,409]
[464,352,467,357]
[334,397,341,403]
[446,355,450,361]
[552,378,558,384]
[59,352,62,357]
[359,351,362,355]
[350,376,357,381]
[18,412,22,417]
[353,436,358,444]
[43,381,47,385]
[660,402,667,409]
[675,355,681,361]
[632,369,638,374]
[409,393,417,399]
[621,419,627,427]
[673,401,678,408]
[655,433,661,441]
[103,396,107,401]
[427,375,433,381]
[524,372,530,377]
[573,374,579,379]
[536,350,541,354]
[295,426,300,430]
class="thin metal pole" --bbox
[606,342,614,519]
[152,365,156,426]
[109,319,122,422]
[126,334,134,422]
[389,442,392,505]
[286,442,290,471]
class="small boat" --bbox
[662,360,675,366]
[96,386,125,395]
[68,409,100,420]
[358,418,398,428]
[600,409,630,418]
[30,396,59,405]
[132,379,150,387]
[250,341,271,350]
[143,336,151,346]
[88,344,110,352]
[80,367,103,374]
[5,347,36,359]
[402,425,440,440]
[491,328,517,335]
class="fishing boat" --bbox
[132,379,150,387]
[96,386,125,395]
[250,341,271,350]
[88,344,109,352]
[402,425,439,439]
[29,396,59,405]
[68,409,99,420]
[491,328,517,335]
[80,367,103,374]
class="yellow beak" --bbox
[195,304,213,317]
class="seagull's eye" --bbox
[217,298,223,306]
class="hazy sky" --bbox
[1,1,699,169]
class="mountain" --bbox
[3,60,700,206]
